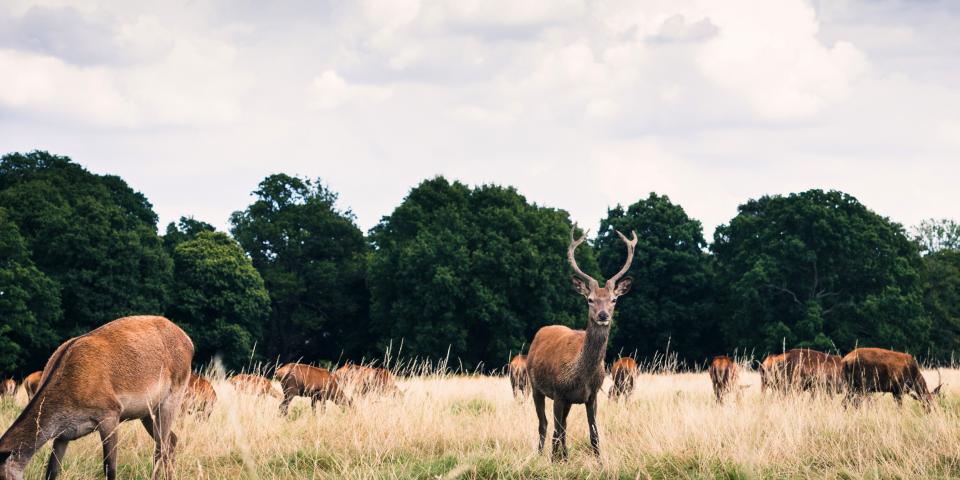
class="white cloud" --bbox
[308,70,393,110]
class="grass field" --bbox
[2,364,959,479]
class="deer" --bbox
[334,364,399,397]
[228,373,281,398]
[183,373,217,419]
[508,354,530,400]
[778,349,843,396]
[0,315,193,480]
[758,353,786,394]
[841,347,942,412]
[708,355,739,403]
[608,357,638,402]
[276,363,350,415]
[0,379,13,398]
[527,225,636,461]
[21,371,41,400]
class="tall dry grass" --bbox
[1,362,959,479]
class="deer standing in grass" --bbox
[842,347,942,411]
[709,355,738,403]
[0,315,193,480]
[21,371,41,400]
[608,357,638,401]
[508,354,530,400]
[527,225,636,460]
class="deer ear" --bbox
[571,276,591,297]
[0,451,10,464]
[613,277,632,296]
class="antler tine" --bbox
[606,230,638,287]
[568,224,599,289]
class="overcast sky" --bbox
[1,0,957,238]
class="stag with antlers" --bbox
[527,225,636,461]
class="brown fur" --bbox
[183,374,217,419]
[758,353,785,393]
[276,363,349,415]
[508,355,530,399]
[21,371,42,400]
[527,226,636,460]
[334,364,398,397]
[842,347,941,411]
[709,355,738,403]
[0,315,194,480]
[608,357,638,401]
[228,374,281,398]
[0,380,13,398]
[779,349,843,395]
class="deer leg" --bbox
[552,400,571,461]
[586,394,600,456]
[44,437,70,480]
[98,414,120,480]
[279,392,293,416]
[148,401,180,480]
[533,391,547,453]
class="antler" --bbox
[568,224,599,289]
[605,230,638,288]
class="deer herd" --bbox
[0,227,949,477]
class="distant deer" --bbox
[21,371,41,400]
[334,364,399,397]
[229,373,281,398]
[842,347,942,411]
[508,354,530,400]
[608,357,638,401]
[758,353,786,393]
[0,315,193,480]
[527,225,636,460]
[779,349,843,395]
[276,363,350,415]
[709,355,738,403]
[0,379,13,398]
[183,373,217,419]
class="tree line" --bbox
[1,151,958,373]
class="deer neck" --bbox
[573,320,609,382]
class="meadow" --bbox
[2,364,959,479]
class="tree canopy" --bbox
[367,177,598,370]
[595,194,717,363]
[0,151,171,349]
[230,174,369,364]
[712,189,926,356]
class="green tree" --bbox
[0,151,171,341]
[595,194,716,362]
[922,250,960,360]
[0,207,61,373]
[368,177,597,370]
[230,174,369,363]
[913,218,960,254]
[163,216,216,254]
[167,231,270,369]
[712,190,926,356]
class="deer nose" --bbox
[598,311,609,322]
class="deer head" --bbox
[568,224,637,327]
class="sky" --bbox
[0,0,957,238]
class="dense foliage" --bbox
[0,151,171,351]
[2,150,959,372]
[230,174,369,363]
[595,194,717,363]
[367,177,598,370]
[167,231,271,369]
[712,190,927,356]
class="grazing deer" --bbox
[527,225,636,460]
[842,347,942,411]
[0,315,193,480]
[228,374,281,398]
[779,349,843,395]
[608,357,638,401]
[758,353,786,393]
[183,373,217,419]
[0,379,13,398]
[21,371,41,400]
[276,363,350,415]
[508,355,530,400]
[709,355,738,403]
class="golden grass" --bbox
[2,366,960,479]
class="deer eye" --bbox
[587,298,595,304]
[611,298,617,303]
